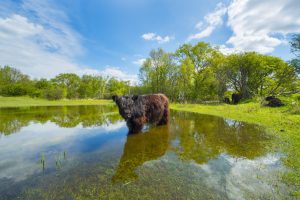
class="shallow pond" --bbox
[0,105,287,199]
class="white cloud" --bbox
[224,0,300,54]
[78,67,138,85]
[195,22,203,30]
[0,14,81,78]
[196,153,283,199]
[188,3,227,41]
[0,0,83,78]
[133,58,146,66]
[218,44,241,55]
[142,32,174,43]
[0,0,137,84]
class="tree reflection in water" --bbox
[0,105,120,135]
[171,111,272,164]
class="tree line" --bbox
[0,66,131,100]
[137,38,300,102]
[1,34,299,102]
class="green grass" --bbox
[171,99,300,197]
[0,96,113,108]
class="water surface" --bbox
[0,106,287,199]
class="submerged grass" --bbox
[171,98,300,197]
[0,96,113,108]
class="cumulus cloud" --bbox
[0,13,81,78]
[132,58,146,66]
[142,32,174,43]
[0,0,137,84]
[218,44,241,55]
[188,3,227,41]
[78,67,138,85]
[224,0,300,53]
[0,0,87,78]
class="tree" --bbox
[107,78,130,96]
[175,42,218,101]
[139,48,175,98]
[78,75,108,99]
[0,66,33,96]
[224,52,296,98]
[177,58,194,102]
[52,73,81,99]
[210,51,228,100]
[290,34,300,74]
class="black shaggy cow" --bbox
[112,94,169,133]
[265,96,284,107]
[232,93,242,104]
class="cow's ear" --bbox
[132,95,138,101]
[112,95,118,102]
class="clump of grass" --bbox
[40,153,45,171]
[55,151,67,170]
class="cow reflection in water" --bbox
[112,125,170,182]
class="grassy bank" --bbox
[0,96,113,108]
[171,101,300,196]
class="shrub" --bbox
[0,84,28,96]
[44,88,64,100]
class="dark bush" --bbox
[224,97,230,104]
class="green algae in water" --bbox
[0,106,290,199]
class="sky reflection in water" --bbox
[0,106,286,199]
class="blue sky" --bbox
[0,0,299,83]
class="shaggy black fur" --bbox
[232,93,242,104]
[112,94,169,133]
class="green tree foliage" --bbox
[44,88,64,100]
[139,42,297,102]
[175,42,218,101]
[290,34,300,75]
[107,78,130,96]
[0,66,131,100]
[78,75,108,99]
[223,52,296,98]
[0,66,33,96]
[51,73,81,99]
[139,48,175,97]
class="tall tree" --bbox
[0,66,33,96]
[175,42,217,101]
[52,73,81,99]
[224,52,296,98]
[78,75,108,99]
[290,34,300,74]
[139,48,174,95]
